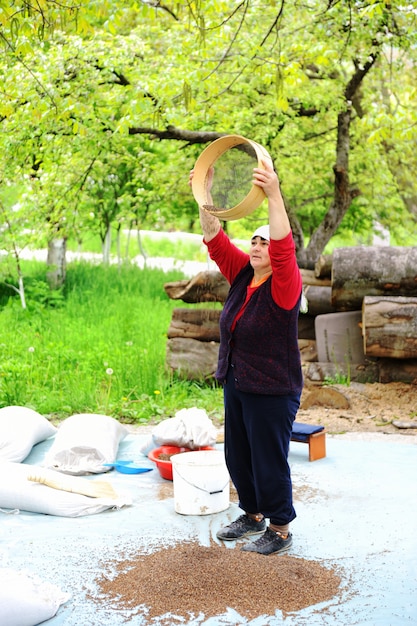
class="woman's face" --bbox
[249,236,272,273]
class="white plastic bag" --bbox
[42,413,128,475]
[152,407,217,449]
[0,568,70,626]
[0,406,57,463]
[0,462,132,517]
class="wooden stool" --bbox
[291,422,326,461]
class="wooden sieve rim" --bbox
[191,134,273,221]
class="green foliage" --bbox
[0,261,224,423]
[0,0,416,262]
[25,278,65,309]
[323,373,351,387]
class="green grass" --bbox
[0,261,224,425]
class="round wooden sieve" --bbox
[191,134,273,221]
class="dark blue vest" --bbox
[216,263,303,395]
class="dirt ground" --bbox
[297,380,416,436]
[130,381,417,440]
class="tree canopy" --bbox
[0,0,416,268]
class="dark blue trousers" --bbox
[223,368,300,526]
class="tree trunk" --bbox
[302,110,353,268]
[362,296,417,359]
[332,247,417,310]
[116,224,122,266]
[46,238,66,289]
[102,225,111,264]
[137,229,148,266]
[17,275,27,309]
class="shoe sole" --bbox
[241,539,293,555]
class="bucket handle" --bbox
[174,469,229,495]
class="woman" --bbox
[189,159,303,555]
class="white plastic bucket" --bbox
[172,450,230,515]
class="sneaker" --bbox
[216,514,266,541]
[241,527,293,555]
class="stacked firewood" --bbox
[164,246,417,384]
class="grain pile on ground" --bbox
[96,542,342,621]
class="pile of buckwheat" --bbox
[96,541,342,621]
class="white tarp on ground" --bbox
[0,432,416,625]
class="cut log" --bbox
[164,268,331,304]
[378,358,417,384]
[303,286,336,316]
[331,246,417,311]
[306,357,417,384]
[362,296,417,359]
[164,271,229,303]
[300,269,331,287]
[298,339,317,363]
[298,314,316,340]
[304,361,380,384]
[167,308,221,342]
[166,337,219,380]
[314,254,333,279]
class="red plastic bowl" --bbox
[148,445,215,481]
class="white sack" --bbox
[152,407,217,449]
[42,413,129,475]
[0,406,57,463]
[0,568,70,626]
[0,462,132,517]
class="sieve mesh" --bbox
[206,143,258,212]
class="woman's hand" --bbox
[188,169,194,188]
[252,160,280,199]
[189,167,214,193]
